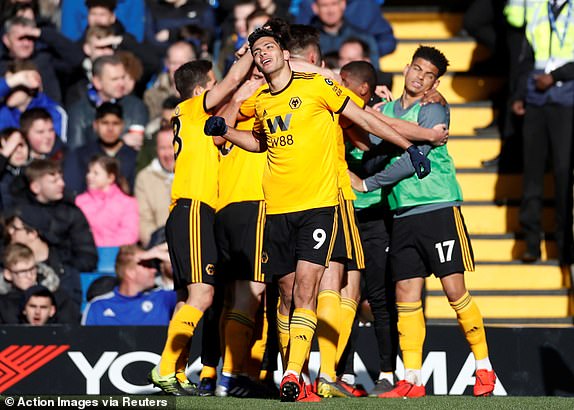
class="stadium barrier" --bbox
[1,325,573,396]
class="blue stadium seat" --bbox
[97,246,120,274]
[80,271,115,312]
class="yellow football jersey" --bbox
[254,72,350,214]
[217,115,266,211]
[170,91,219,210]
[335,87,365,201]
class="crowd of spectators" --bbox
[0,0,396,326]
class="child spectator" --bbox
[0,127,28,211]
[20,108,66,161]
[75,154,139,247]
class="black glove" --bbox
[204,116,228,136]
[407,145,431,179]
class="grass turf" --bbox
[174,396,574,409]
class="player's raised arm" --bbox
[365,105,448,145]
[341,100,431,178]
[204,46,254,111]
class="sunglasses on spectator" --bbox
[137,259,158,269]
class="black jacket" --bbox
[0,287,80,325]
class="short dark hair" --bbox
[21,285,56,310]
[95,101,123,120]
[20,108,53,137]
[174,60,212,100]
[340,61,378,96]
[412,45,449,78]
[0,127,22,142]
[162,95,181,110]
[286,24,321,60]
[247,17,290,49]
[85,0,117,12]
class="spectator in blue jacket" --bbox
[296,0,396,58]
[0,62,67,141]
[309,0,381,69]
[0,15,84,103]
[60,0,145,43]
[81,244,177,326]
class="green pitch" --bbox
[176,396,574,409]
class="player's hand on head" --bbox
[204,116,228,136]
[235,42,250,59]
[421,89,446,106]
[374,85,393,102]
[407,145,431,179]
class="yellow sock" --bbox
[175,349,191,383]
[159,305,203,376]
[277,310,290,368]
[222,310,255,375]
[397,301,425,370]
[287,308,317,375]
[336,297,358,366]
[245,305,268,380]
[200,365,218,380]
[316,290,341,380]
[450,291,489,360]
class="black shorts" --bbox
[166,199,218,288]
[215,201,266,283]
[331,192,365,270]
[263,206,338,277]
[390,206,475,282]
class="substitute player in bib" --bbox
[148,50,254,395]
[352,46,496,398]
[204,19,431,402]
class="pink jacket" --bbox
[75,184,140,247]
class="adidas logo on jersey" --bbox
[103,308,116,317]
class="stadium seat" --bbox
[80,271,115,311]
[97,246,120,273]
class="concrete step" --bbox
[472,236,557,262]
[457,172,554,202]
[449,104,494,136]
[425,263,565,291]
[425,291,571,319]
[391,73,505,104]
[380,39,490,73]
[448,136,501,168]
[385,11,463,40]
[462,203,554,235]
